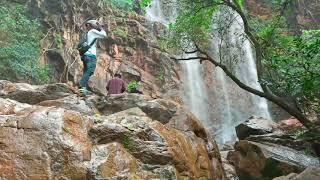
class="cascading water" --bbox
[145,0,213,133]
[145,0,168,25]
[180,56,212,133]
[209,7,271,144]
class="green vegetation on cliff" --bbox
[0,3,50,84]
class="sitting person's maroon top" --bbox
[106,74,126,95]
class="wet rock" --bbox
[0,80,75,104]
[227,140,320,180]
[245,0,320,30]
[235,116,278,140]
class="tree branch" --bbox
[177,45,314,128]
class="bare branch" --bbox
[170,55,206,61]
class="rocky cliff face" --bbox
[245,0,320,33]
[27,0,181,98]
[0,80,225,179]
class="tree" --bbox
[145,0,319,130]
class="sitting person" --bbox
[106,73,126,96]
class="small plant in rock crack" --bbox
[156,73,164,82]
[122,133,132,150]
[54,32,63,49]
[127,81,138,93]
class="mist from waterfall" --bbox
[145,0,213,133]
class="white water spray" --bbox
[180,56,212,133]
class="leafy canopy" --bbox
[0,4,50,84]
[264,29,320,113]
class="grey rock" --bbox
[236,116,278,140]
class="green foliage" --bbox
[127,80,138,93]
[295,126,320,143]
[0,5,50,84]
[233,0,244,10]
[54,33,63,48]
[294,126,320,156]
[112,27,128,38]
[102,0,134,11]
[102,0,150,13]
[122,133,132,150]
[156,73,164,82]
[140,0,151,9]
[166,1,219,51]
[264,30,320,113]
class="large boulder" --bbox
[0,80,76,104]
[96,93,208,140]
[227,140,320,180]
[246,133,311,152]
[89,107,225,179]
[235,116,278,140]
[290,166,320,180]
[236,116,314,154]
[39,94,95,115]
[0,98,92,179]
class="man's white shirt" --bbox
[85,29,107,56]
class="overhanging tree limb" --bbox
[173,46,314,128]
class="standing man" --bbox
[106,73,126,96]
[79,19,107,94]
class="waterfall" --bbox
[146,1,271,145]
[209,7,271,144]
[145,0,167,25]
[145,0,213,133]
[180,56,213,133]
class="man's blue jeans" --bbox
[79,56,96,88]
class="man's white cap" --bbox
[86,19,98,26]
